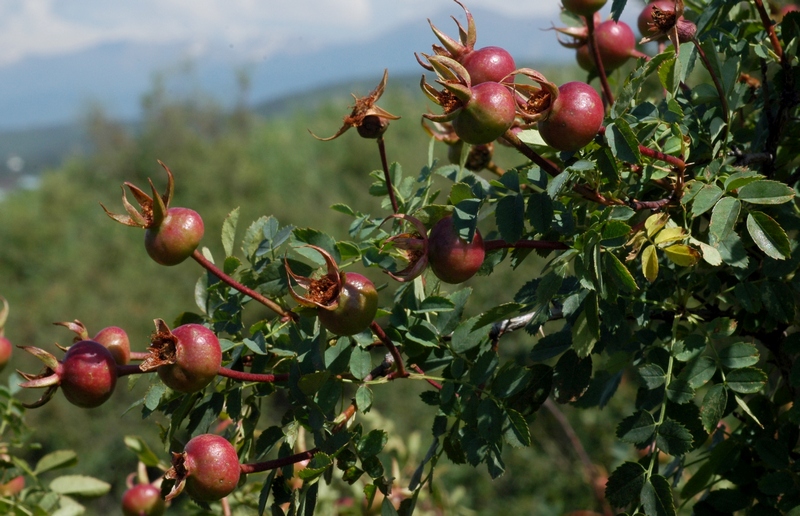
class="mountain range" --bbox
[0,7,581,131]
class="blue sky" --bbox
[0,0,562,67]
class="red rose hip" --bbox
[538,82,604,152]
[427,216,485,284]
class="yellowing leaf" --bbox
[655,227,686,246]
[625,232,647,261]
[642,244,659,283]
[645,213,669,238]
[663,244,701,267]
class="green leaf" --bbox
[616,410,656,445]
[700,384,727,433]
[297,452,333,481]
[734,282,762,313]
[34,450,78,475]
[530,330,571,362]
[356,385,373,413]
[610,0,627,21]
[474,302,523,329]
[737,180,795,205]
[638,363,666,389]
[221,206,240,257]
[602,220,632,244]
[526,192,553,233]
[605,251,638,293]
[123,436,161,468]
[49,475,111,497]
[449,182,474,205]
[656,418,693,456]
[691,184,724,216]
[642,244,659,283]
[547,170,571,199]
[665,379,695,404]
[553,350,592,403]
[292,228,340,264]
[451,315,491,354]
[605,462,647,508]
[726,366,767,393]
[349,346,372,380]
[746,211,790,260]
[708,197,740,246]
[330,203,356,216]
[734,395,764,427]
[640,475,676,516]
[673,334,707,362]
[223,255,241,275]
[415,296,455,314]
[678,356,716,389]
[504,408,532,448]
[491,362,531,398]
[658,57,678,96]
[477,398,504,443]
[572,302,599,358]
[496,194,525,243]
[407,323,440,348]
[382,497,400,516]
[298,371,331,395]
[606,119,642,164]
[357,430,388,458]
[724,170,763,192]
[718,342,759,369]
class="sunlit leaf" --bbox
[663,244,700,267]
[642,244,659,283]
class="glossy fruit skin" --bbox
[461,46,516,84]
[576,20,636,72]
[452,82,516,145]
[93,326,130,365]
[638,0,675,40]
[144,207,204,266]
[182,434,241,502]
[318,273,378,336]
[427,216,485,284]
[0,336,12,372]
[60,340,117,408]
[158,324,221,393]
[538,82,604,152]
[562,0,608,17]
[122,483,166,516]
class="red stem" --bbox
[240,449,317,474]
[117,364,152,377]
[238,401,359,474]
[484,239,570,252]
[586,14,614,107]
[192,250,297,322]
[410,364,444,391]
[217,367,288,383]
[129,351,150,361]
[638,145,686,199]
[377,136,399,213]
[501,129,561,177]
[370,321,407,378]
[752,0,786,65]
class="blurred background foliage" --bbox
[0,65,636,514]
